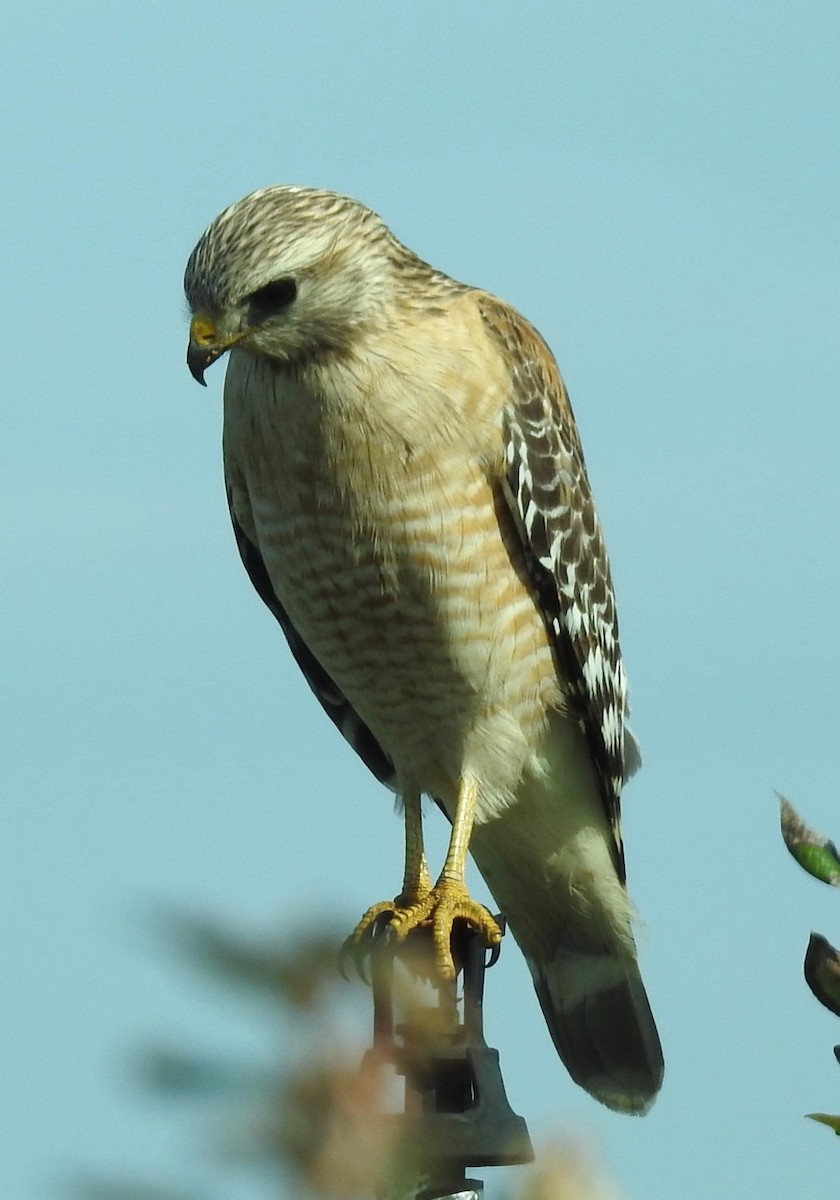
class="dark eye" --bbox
[248,278,297,322]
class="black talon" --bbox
[339,911,398,985]
[337,935,359,983]
[485,941,502,969]
[485,913,506,968]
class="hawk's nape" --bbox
[184,184,664,1113]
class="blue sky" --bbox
[4,3,840,1197]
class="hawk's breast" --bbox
[223,345,561,807]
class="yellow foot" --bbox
[339,886,433,979]
[340,881,502,982]
[389,878,503,980]
[350,889,433,944]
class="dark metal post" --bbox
[364,922,533,1199]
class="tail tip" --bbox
[531,952,664,1114]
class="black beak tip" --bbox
[187,342,220,386]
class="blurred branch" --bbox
[79,915,624,1197]
[159,911,343,1013]
[513,1139,623,1200]
[70,1179,203,1200]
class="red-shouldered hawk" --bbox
[184,186,663,1113]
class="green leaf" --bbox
[806,1112,840,1134]
[804,934,840,1019]
[779,795,840,886]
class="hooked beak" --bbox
[187,314,244,386]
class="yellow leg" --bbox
[390,776,502,979]
[346,793,432,945]
[402,791,432,898]
[439,774,479,884]
[346,780,503,980]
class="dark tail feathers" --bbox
[531,949,664,1114]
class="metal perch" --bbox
[363,920,533,1200]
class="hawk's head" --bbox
[184,185,401,383]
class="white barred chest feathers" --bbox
[223,348,561,808]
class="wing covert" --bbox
[479,294,631,876]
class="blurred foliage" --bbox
[160,914,343,1013]
[780,797,840,1136]
[74,914,623,1198]
[71,1182,202,1200]
[509,1139,622,1200]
